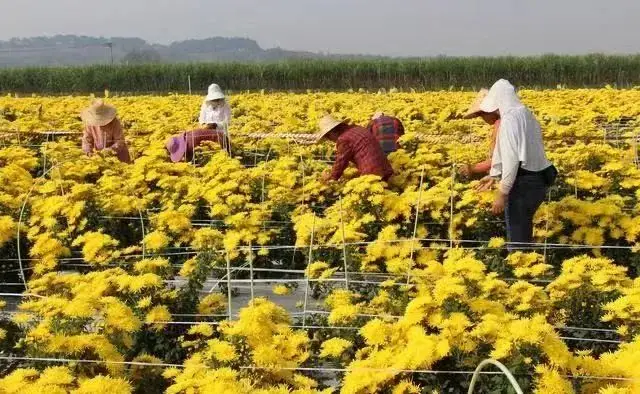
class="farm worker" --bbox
[475,79,557,249]
[166,129,227,163]
[458,89,501,177]
[199,83,231,154]
[316,114,393,182]
[366,111,405,156]
[80,100,131,163]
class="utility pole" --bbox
[106,42,113,65]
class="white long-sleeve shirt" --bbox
[485,80,551,194]
[199,101,231,129]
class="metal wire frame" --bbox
[3,304,616,336]
[1,123,637,377]
[2,126,638,149]
[0,234,637,278]
[468,359,523,394]
[5,146,637,274]
[0,355,635,383]
[0,270,614,343]
[14,158,149,288]
[1,124,636,338]
[0,303,623,344]
[242,130,640,144]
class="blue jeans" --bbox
[505,173,547,250]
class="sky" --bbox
[1,0,639,57]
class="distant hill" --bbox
[0,35,384,67]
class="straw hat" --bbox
[315,114,349,142]
[462,89,491,119]
[81,99,117,127]
[205,84,225,101]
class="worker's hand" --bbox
[476,176,496,192]
[321,169,333,183]
[492,192,507,215]
[458,164,472,177]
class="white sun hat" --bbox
[479,90,499,113]
[315,114,349,142]
[480,79,517,114]
[205,84,225,101]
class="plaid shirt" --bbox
[184,129,227,160]
[331,125,394,181]
[366,116,404,155]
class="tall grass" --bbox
[1,54,639,93]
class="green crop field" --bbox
[1,54,640,93]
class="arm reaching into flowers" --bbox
[105,119,132,163]
[329,138,353,181]
[198,102,207,125]
[107,119,126,151]
[223,103,231,128]
[460,120,501,177]
[82,127,95,156]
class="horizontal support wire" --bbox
[559,336,622,344]
[2,305,615,335]
[0,356,183,368]
[0,261,587,294]
[94,215,506,227]
[0,356,634,382]
[0,275,552,290]
[0,267,555,287]
[1,236,638,268]
[1,128,636,379]
[0,305,621,342]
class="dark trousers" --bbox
[505,172,547,250]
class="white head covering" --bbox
[480,79,523,115]
[486,79,551,194]
[205,84,225,101]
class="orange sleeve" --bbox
[470,122,500,175]
[82,127,94,155]
[472,160,492,174]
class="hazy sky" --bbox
[1,0,639,56]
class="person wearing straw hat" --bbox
[316,114,393,183]
[199,84,231,131]
[458,89,501,178]
[366,111,405,156]
[166,129,227,163]
[474,79,557,249]
[80,99,131,163]
[199,83,232,154]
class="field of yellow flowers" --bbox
[1,89,640,393]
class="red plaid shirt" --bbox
[366,116,404,155]
[331,125,394,181]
